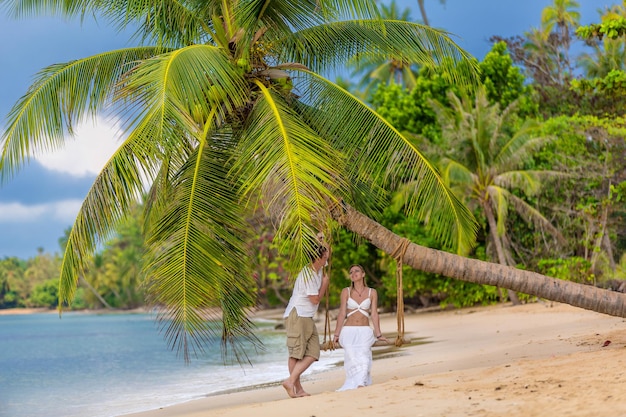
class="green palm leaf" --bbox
[280,20,478,86]
[59,115,163,309]
[433,87,566,265]
[116,44,250,128]
[0,47,160,180]
[291,70,477,253]
[143,134,256,362]
[240,0,381,37]
[487,185,509,236]
[232,81,344,266]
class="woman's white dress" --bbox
[337,289,376,391]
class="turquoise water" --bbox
[0,312,343,417]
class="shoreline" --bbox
[122,301,626,417]
[0,306,153,316]
[0,307,55,315]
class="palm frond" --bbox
[59,114,164,310]
[496,168,570,194]
[99,0,212,47]
[321,0,381,21]
[5,0,214,47]
[232,81,343,267]
[239,0,329,36]
[440,157,475,187]
[503,190,566,244]
[494,120,552,168]
[278,20,478,86]
[495,170,542,196]
[143,134,257,362]
[0,47,161,182]
[1,0,87,17]
[116,44,249,129]
[429,92,468,142]
[487,185,509,236]
[291,70,478,253]
[239,0,380,37]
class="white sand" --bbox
[122,301,626,417]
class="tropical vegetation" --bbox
[0,0,478,360]
[2,0,626,361]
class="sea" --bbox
[0,311,345,417]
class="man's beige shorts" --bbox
[285,308,320,360]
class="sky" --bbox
[0,0,612,259]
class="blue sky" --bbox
[0,0,611,258]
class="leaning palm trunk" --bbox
[331,202,626,318]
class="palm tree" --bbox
[578,3,626,78]
[0,0,478,360]
[351,0,451,99]
[5,1,626,366]
[578,39,626,78]
[415,0,446,27]
[430,88,566,304]
[540,0,581,83]
[541,0,581,40]
[348,0,420,99]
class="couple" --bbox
[281,245,388,398]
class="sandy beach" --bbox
[119,301,626,417]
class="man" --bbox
[282,244,330,398]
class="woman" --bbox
[333,264,388,391]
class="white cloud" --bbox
[34,116,123,177]
[0,200,83,223]
[0,202,47,222]
[50,200,84,221]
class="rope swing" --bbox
[390,237,410,347]
[320,258,336,351]
[318,232,338,351]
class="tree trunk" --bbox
[80,276,113,309]
[603,232,616,271]
[330,202,626,318]
[417,0,430,26]
[483,202,521,305]
[591,202,610,279]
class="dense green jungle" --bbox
[2,1,626,315]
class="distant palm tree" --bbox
[0,0,476,360]
[578,3,626,77]
[350,0,448,98]
[430,88,566,303]
[349,0,420,98]
[375,0,446,27]
[541,0,581,44]
[416,0,447,27]
[578,39,626,77]
[541,0,581,82]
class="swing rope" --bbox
[390,238,410,347]
[321,287,336,350]
[321,257,337,351]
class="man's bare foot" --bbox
[295,390,310,397]
[282,380,297,398]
